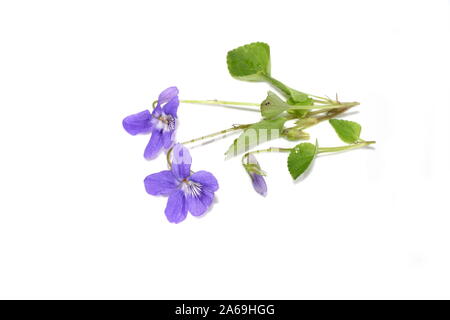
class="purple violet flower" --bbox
[244,154,267,196]
[122,86,179,159]
[144,144,219,223]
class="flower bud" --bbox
[295,118,319,128]
[282,128,310,141]
[243,154,267,196]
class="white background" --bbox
[0,0,449,299]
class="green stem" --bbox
[312,98,333,104]
[289,101,359,111]
[180,98,355,111]
[180,99,260,107]
[318,141,376,153]
[262,75,330,103]
[302,103,359,126]
[262,75,292,98]
[244,141,376,157]
[307,109,331,116]
[246,147,291,156]
[181,124,251,145]
[166,146,174,169]
[290,103,358,129]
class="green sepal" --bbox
[260,91,289,119]
[225,118,286,158]
[285,89,313,117]
[329,119,362,144]
[226,42,271,82]
[282,128,310,141]
[287,140,318,180]
[243,163,267,176]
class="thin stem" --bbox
[244,141,376,157]
[309,101,359,114]
[180,124,251,145]
[262,75,331,103]
[181,98,356,111]
[310,94,333,103]
[166,146,173,169]
[246,147,291,156]
[312,98,332,104]
[307,109,330,116]
[318,141,376,153]
[289,101,359,111]
[308,103,359,124]
[180,99,260,107]
[262,75,292,98]
[290,103,359,130]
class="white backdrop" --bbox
[0,0,449,299]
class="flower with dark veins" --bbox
[244,154,267,196]
[144,144,219,223]
[122,86,179,159]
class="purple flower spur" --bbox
[144,144,219,223]
[122,86,179,159]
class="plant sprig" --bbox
[124,41,376,223]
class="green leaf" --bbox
[226,42,271,81]
[285,89,313,117]
[260,91,289,119]
[286,88,313,105]
[329,119,361,144]
[287,141,318,180]
[225,118,286,158]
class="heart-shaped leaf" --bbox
[287,141,318,180]
[226,42,271,82]
[329,119,361,144]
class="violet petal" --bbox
[171,143,192,180]
[165,190,187,223]
[162,96,179,118]
[144,130,164,160]
[144,170,178,196]
[152,105,162,118]
[186,190,214,217]
[189,171,219,193]
[251,173,267,196]
[122,110,152,135]
[158,87,179,105]
[162,130,175,149]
